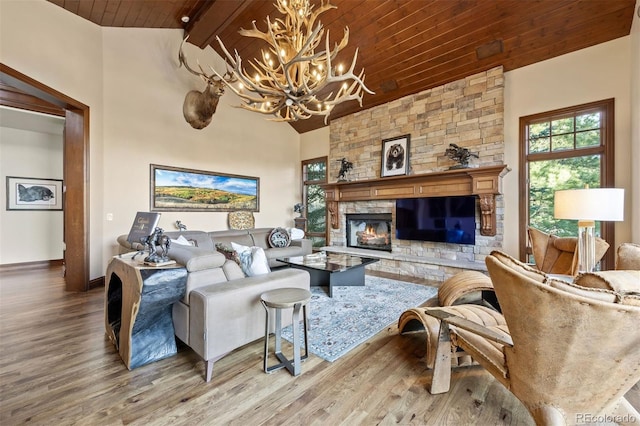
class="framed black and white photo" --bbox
[150,164,260,212]
[381,134,410,177]
[6,176,63,211]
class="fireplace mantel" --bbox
[321,164,510,236]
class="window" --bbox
[301,157,328,249]
[519,99,615,269]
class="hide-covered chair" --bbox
[399,250,640,425]
[616,242,640,270]
[528,227,609,275]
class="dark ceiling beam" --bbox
[186,0,254,48]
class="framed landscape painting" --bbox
[150,164,259,212]
[6,176,63,211]
[381,134,410,177]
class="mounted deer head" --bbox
[178,36,235,129]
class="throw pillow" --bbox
[171,235,192,246]
[215,243,240,264]
[287,227,305,240]
[268,227,291,248]
[230,242,271,276]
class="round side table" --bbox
[260,288,311,376]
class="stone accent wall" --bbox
[327,66,505,281]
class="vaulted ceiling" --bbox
[47,0,636,133]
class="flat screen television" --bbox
[396,196,476,245]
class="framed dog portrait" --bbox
[381,134,410,177]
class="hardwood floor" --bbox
[0,266,637,425]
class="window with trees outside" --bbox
[519,98,615,270]
[301,157,328,249]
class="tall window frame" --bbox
[301,156,328,249]
[519,98,616,270]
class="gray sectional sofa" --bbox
[117,227,312,268]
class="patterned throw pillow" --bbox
[268,227,291,248]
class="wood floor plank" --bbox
[0,265,638,425]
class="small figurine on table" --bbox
[142,227,172,265]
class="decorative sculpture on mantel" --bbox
[445,143,479,169]
[143,227,171,264]
[175,220,187,231]
[337,158,353,182]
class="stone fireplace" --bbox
[324,66,506,281]
[346,213,392,252]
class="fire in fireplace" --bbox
[346,213,392,252]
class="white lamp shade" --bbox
[554,188,624,221]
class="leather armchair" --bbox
[528,227,609,275]
[399,250,640,425]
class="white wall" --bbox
[1,0,301,278]
[630,0,640,242]
[0,110,64,263]
[504,36,634,255]
[300,127,330,161]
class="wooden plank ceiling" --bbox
[47,0,636,134]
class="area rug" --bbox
[281,276,437,362]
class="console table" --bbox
[104,256,187,369]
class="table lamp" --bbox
[554,187,624,272]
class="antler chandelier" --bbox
[213,0,374,123]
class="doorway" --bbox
[0,63,89,291]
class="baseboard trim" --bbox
[0,259,64,272]
[89,276,105,289]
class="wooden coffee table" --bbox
[276,253,379,297]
